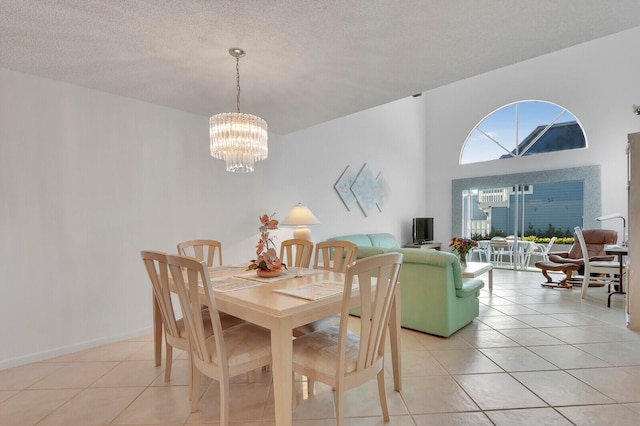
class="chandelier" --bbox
[210,48,268,173]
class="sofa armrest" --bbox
[548,252,574,262]
[547,256,584,265]
[367,233,400,248]
[455,278,485,298]
[591,255,616,262]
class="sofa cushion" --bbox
[367,233,400,249]
[455,278,485,298]
[329,234,374,247]
[356,246,385,258]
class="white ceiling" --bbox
[2,0,640,134]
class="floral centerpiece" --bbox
[247,213,286,277]
[449,237,477,266]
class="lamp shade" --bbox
[282,203,320,226]
[282,203,320,240]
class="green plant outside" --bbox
[470,232,574,245]
[471,224,575,245]
[522,236,575,245]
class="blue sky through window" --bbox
[461,101,583,164]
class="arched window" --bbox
[460,100,587,164]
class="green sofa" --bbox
[329,233,485,337]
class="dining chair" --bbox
[141,250,217,385]
[531,236,556,262]
[280,238,314,268]
[165,253,272,425]
[141,250,248,383]
[292,240,358,338]
[177,239,245,327]
[517,240,535,269]
[490,237,512,266]
[177,239,223,267]
[471,240,490,262]
[574,227,621,300]
[313,240,357,273]
[292,252,403,426]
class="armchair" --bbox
[535,229,617,288]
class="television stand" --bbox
[404,242,441,250]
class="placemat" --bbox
[274,280,345,301]
[210,276,266,292]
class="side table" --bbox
[461,262,493,289]
[605,246,628,308]
[404,242,441,250]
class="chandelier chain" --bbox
[236,56,241,113]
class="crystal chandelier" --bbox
[210,48,268,173]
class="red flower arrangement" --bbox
[449,237,478,265]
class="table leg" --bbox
[488,268,493,290]
[153,295,162,366]
[608,254,627,308]
[271,318,293,426]
[388,287,402,392]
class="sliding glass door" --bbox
[460,177,586,270]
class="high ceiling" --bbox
[2,0,640,134]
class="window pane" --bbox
[461,100,586,164]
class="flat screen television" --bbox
[412,217,434,244]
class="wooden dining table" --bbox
[153,265,402,426]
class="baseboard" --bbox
[0,326,153,371]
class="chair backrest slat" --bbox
[314,240,357,273]
[280,239,313,268]
[141,251,181,338]
[338,252,402,377]
[166,254,228,369]
[177,239,223,267]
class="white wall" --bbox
[424,26,640,245]
[0,68,426,369]
[276,96,428,242]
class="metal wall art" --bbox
[334,163,389,217]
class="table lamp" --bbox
[282,203,320,240]
[596,213,626,246]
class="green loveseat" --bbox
[329,233,485,337]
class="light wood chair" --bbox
[177,239,223,267]
[292,252,403,426]
[574,227,621,300]
[141,250,211,384]
[177,239,245,327]
[280,238,313,268]
[293,240,358,338]
[165,254,272,425]
[313,240,357,273]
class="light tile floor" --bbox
[1,269,640,425]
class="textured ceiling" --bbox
[2,0,640,134]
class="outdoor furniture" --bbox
[535,260,580,289]
[574,227,621,300]
[535,229,617,289]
